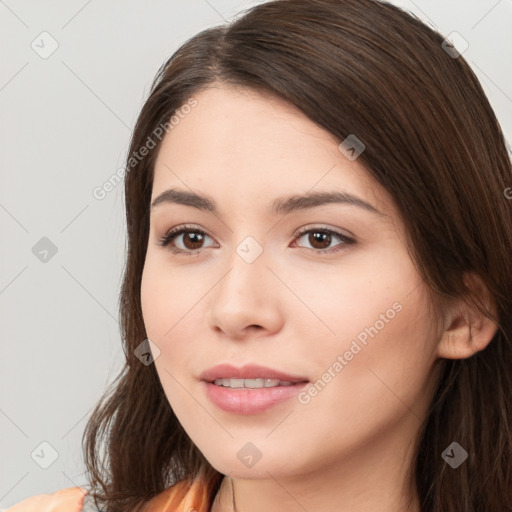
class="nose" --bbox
[206,244,284,340]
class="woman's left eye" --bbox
[157,225,355,256]
[292,227,355,253]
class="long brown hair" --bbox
[82,1,512,510]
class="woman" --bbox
[6,0,512,510]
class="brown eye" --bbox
[158,226,215,255]
[306,231,332,250]
[178,231,206,250]
[292,227,355,254]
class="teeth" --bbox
[213,378,294,388]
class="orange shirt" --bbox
[4,476,216,512]
[142,477,212,512]
[3,476,214,512]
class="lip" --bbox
[199,363,308,383]
[200,364,309,415]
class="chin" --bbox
[202,446,305,480]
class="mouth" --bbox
[211,378,299,388]
[200,364,309,414]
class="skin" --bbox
[140,83,498,512]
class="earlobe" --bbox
[436,273,499,360]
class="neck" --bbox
[211,418,422,512]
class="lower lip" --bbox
[203,381,309,414]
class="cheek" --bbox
[140,253,212,400]
[140,259,195,413]
[140,253,204,341]
[290,249,412,346]
[296,251,438,414]
[301,280,438,429]
[287,298,437,477]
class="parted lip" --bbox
[200,364,309,383]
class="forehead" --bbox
[151,84,396,222]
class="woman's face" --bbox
[140,84,443,481]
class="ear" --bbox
[437,272,499,360]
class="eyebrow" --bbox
[150,187,386,217]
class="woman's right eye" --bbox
[157,225,217,256]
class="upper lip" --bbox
[200,364,309,383]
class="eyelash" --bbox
[157,224,355,256]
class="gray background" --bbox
[1,0,511,507]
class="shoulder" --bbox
[142,477,212,512]
[3,480,213,512]
[2,487,86,512]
